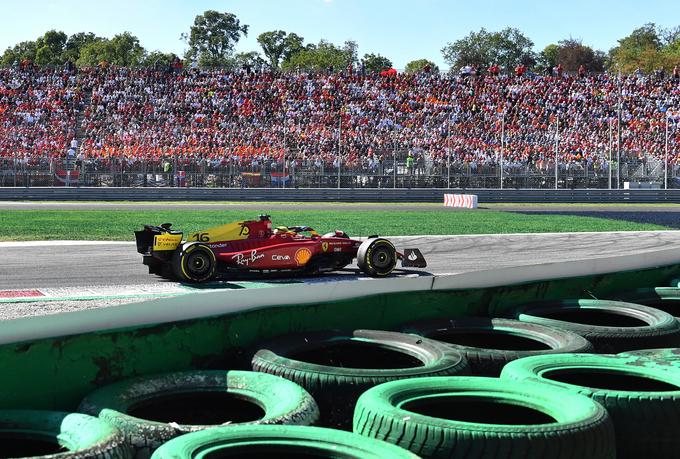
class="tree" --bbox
[232,51,267,70]
[361,53,392,73]
[1,40,37,66]
[76,32,145,67]
[183,10,248,67]
[441,27,535,72]
[34,30,67,66]
[609,23,662,72]
[404,58,438,73]
[342,40,359,68]
[555,39,605,72]
[141,51,178,69]
[62,32,101,63]
[537,44,559,73]
[282,40,349,72]
[257,30,304,69]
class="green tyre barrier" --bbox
[252,329,468,429]
[501,353,680,459]
[0,410,132,459]
[150,424,419,459]
[400,317,593,375]
[508,299,680,352]
[618,347,680,369]
[608,287,680,318]
[353,376,614,459]
[78,370,318,458]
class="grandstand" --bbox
[1,65,679,188]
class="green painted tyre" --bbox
[78,370,318,457]
[151,425,419,459]
[509,299,680,352]
[501,353,680,459]
[353,376,614,459]
[356,238,397,277]
[252,329,468,428]
[618,347,680,369]
[401,317,593,375]
[171,242,216,283]
[609,287,680,318]
[0,410,131,459]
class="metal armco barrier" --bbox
[3,187,680,203]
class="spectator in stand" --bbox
[488,63,500,76]
[515,64,526,77]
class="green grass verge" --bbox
[0,209,672,241]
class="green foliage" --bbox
[441,27,535,72]
[1,41,37,66]
[141,51,179,69]
[282,40,350,72]
[62,32,101,63]
[34,30,67,66]
[76,32,145,67]
[232,51,267,69]
[608,23,680,73]
[257,30,304,69]
[555,39,605,72]
[183,10,248,68]
[362,53,392,73]
[537,44,559,73]
[404,59,438,73]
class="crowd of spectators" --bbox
[1,64,680,178]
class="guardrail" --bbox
[3,187,680,203]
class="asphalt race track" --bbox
[3,231,680,289]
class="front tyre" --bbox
[357,238,397,277]
[172,242,216,283]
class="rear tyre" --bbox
[356,238,397,277]
[172,242,216,283]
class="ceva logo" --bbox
[272,254,291,261]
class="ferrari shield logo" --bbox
[321,241,329,252]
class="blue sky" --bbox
[3,0,680,69]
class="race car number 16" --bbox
[191,232,210,242]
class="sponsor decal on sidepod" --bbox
[232,250,265,266]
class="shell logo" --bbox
[294,248,312,266]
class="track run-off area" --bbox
[2,230,680,320]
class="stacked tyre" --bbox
[501,353,680,458]
[400,317,593,375]
[251,329,469,428]
[506,299,680,352]
[79,370,319,457]
[0,410,132,459]
[353,376,615,458]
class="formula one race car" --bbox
[134,215,427,283]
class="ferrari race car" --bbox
[134,215,427,283]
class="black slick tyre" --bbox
[0,410,131,459]
[252,329,468,429]
[509,299,680,352]
[150,424,418,459]
[401,317,593,375]
[353,376,615,459]
[78,370,319,457]
[171,242,216,283]
[501,353,680,458]
[356,238,397,277]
